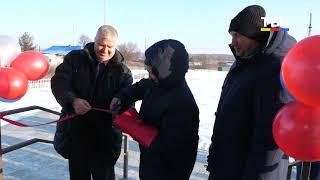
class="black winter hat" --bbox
[229,5,269,43]
[144,39,189,80]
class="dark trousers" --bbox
[208,172,214,180]
[69,158,115,180]
[68,140,116,180]
[296,162,320,180]
[67,120,121,180]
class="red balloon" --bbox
[0,67,28,100]
[282,35,320,107]
[273,101,320,161]
[10,50,49,80]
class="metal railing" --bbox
[0,106,313,180]
[28,79,51,89]
[287,161,311,180]
[0,106,129,179]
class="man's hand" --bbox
[72,98,91,115]
[110,97,121,113]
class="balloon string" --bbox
[0,107,114,127]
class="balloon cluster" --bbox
[0,35,49,101]
[273,35,320,161]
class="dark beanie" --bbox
[229,5,269,43]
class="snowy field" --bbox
[0,69,228,152]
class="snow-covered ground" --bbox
[0,69,228,151]
[186,70,227,151]
[131,69,227,151]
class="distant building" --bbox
[217,66,231,71]
[42,45,81,66]
[42,45,81,56]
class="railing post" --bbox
[287,160,304,180]
[0,123,3,180]
[287,164,293,180]
[123,135,128,179]
[301,161,311,180]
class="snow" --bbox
[0,69,228,151]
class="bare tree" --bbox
[18,32,37,51]
[117,42,142,64]
[78,34,92,47]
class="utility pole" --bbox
[103,0,108,24]
[144,36,147,51]
[103,0,106,24]
[72,25,75,46]
[308,13,312,37]
[300,13,313,180]
[0,126,3,180]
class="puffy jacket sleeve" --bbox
[119,65,133,90]
[116,79,150,105]
[116,65,134,111]
[51,53,77,110]
[148,95,199,156]
[242,65,285,179]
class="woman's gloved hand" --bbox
[110,97,122,113]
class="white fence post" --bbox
[28,79,51,89]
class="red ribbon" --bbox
[0,107,115,127]
[91,107,116,115]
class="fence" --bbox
[27,72,149,89]
[27,73,148,89]
[28,79,51,89]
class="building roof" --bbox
[42,45,81,55]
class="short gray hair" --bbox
[95,25,118,41]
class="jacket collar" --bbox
[229,44,265,67]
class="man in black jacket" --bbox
[207,5,296,180]
[51,25,133,180]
